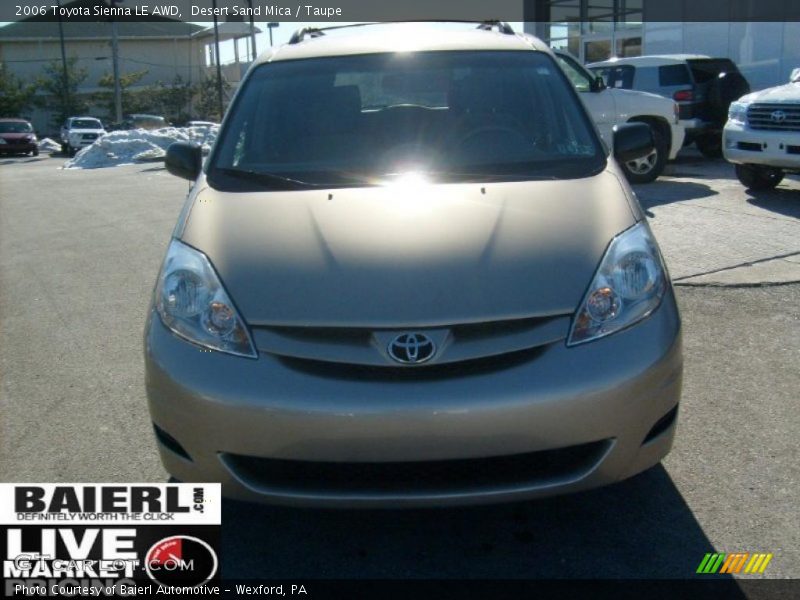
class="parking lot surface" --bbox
[1,153,798,579]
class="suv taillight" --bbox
[673,89,693,102]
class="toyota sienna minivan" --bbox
[145,22,682,507]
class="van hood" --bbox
[179,171,637,327]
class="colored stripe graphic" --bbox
[720,553,749,574]
[697,553,726,574]
[698,552,773,575]
[744,553,773,574]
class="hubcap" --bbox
[626,148,658,175]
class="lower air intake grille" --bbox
[222,440,611,495]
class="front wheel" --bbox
[619,125,667,184]
[734,164,784,190]
[31,147,39,157]
[696,133,723,159]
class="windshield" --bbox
[0,121,33,133]
[209,51,605,190]
[71,119,103,129]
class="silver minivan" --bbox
[145,23,682,507]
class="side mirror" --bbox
[613,122,654,163]
[165,141,202,180]
[590,76,606,92]
[791,68,800,83]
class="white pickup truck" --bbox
[723,68,800,190]
[60,117,106,157]
[554,50,685,183]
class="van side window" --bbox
[658,65,691,86]
[554,55,593,92]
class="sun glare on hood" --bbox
[381,172,436,215]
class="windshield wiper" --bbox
[214,167,379,190]
[421,170,562,183]
[214,167,319,189]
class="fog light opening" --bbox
[643,405,679,445]
[153,423,193,461]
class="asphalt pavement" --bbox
[0,152,798,581]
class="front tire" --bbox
[620,125,667,184]
[735,164,784,190]
[31,147,39,157]
[696,133,723,159]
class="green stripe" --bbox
[709,554,726,574]
[696,554,713,573]
[697,553,726,574]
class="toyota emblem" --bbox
[388,333,436,364]
[770,110,787,123]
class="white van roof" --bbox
[254,23,551,66]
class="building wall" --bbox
[643,22,800,91]
[0,37,206,91]
[524,0,800,92]
[0,35,207,133]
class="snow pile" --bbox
[38,137,62,153]
[64,126,218,169]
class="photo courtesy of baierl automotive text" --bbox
[0,1,798,598]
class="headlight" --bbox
[728,101,748,125]
[568,222,667,346]
[0,139,6,145]
[155,239,257,358]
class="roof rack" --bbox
[287,21,518,45]
[288,27,326,44]
[476,21,516,35]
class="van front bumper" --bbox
[144,292,682,508]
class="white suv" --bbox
[60,117,106,156]
[588,55,750,159]
[723,68,800,190]
[554,51,684,183]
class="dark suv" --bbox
[589,55,750,158]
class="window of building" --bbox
[540,0,643,63]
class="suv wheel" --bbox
[735,164,784,190]
[620,125,667,184]
[696,133,723,159]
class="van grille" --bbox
[221,440,612,495]
[277,344,548,382]
[747,103,800,131]
[253,314,571,373]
